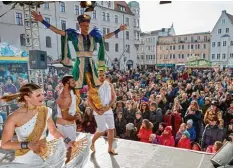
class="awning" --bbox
[0,56,28,63]
[156,64,175,67]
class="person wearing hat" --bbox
[186,119,196,142]
[32,10,127,110]
[177,130,191,149]
[157,126,175,147]
[204,100,223,127]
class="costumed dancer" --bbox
[0,84,76,167]
[31,11,127,112]
[56,75,91,167]
[88,70,118,155]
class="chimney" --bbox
[222,10,226,13]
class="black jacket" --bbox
[149,108,163,132]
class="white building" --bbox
[137,24,175,71]
[210,10,233,68]
[0,1,140,70]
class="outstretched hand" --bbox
[120,24,127,31]
[31,11,43,22]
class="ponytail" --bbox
[0,93,21,102]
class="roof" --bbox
[221,34,230,38]
[226,13,233,24]
[140,29,165,36]
[114,1,134,15]
[158,31,210,39]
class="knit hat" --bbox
[164,126,172,134]
[183,130,190,138]
[126,123,134,131]
[187,119,193,126]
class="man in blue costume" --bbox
[32,11,126,112]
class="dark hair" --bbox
[142,119,153,130]
[1,83,41,102]
[61,75,74,86]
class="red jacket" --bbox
[163,112,182,136]
[206,145,216,153]
[157,134,175,147]
[138,127,152,143]
[177,138,191,149]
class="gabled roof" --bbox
[114,1,134,15]
[226,13,233,24]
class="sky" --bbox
[132,1,233,35]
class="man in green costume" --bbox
[32,11,127,112]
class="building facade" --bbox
[210,10,233,68]
[156,32,211,68]
[137,25,175,71]
[0,1,141,70]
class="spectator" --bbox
[149,102,163,132]
[134,111,143,134]
[157,126,175,147]
[206,141,223,153]
[156,122,166,136]
[125,100,136,124]
[149,134,158,144]
[82,107,97,134]
[137,119,153,143]
[175,123,187,144]
[177,130,191,149]
[140,102,150,120]
[186,119,196,142]
[115,112,127,138]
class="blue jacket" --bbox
[187,126,196,141]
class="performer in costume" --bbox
[31,11,127,112]
[88,70,118,155]
[56,75,82,163]
[0,84,89,168]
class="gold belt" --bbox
[76,52,93,57]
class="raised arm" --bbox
[31,11,65,36]
[103,24,127,40]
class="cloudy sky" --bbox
[134,1,233,35]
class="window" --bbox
[173,46,175,50]
[60,2,65,12]
[178,45,181,50]
[185,37,187,41]
[46,36,52,48]
[212,42,216,47]
[217,54,220,59]
[203,53,206,59]
[203,44,206,49]
[126,31,129,40]
[115,43,119,52]
[103,28,106,35]
[218,29,222,34]
[44,17,50,28]
[153,55,155,59]
[137,20,139,28]
[218,42,221,47]
[102,12,106,21]
[44,2,49,9]
[191,36,194,42]
[170,46,172,50]
[187,54,189,58]
[125,18,129,26]
[182,54,184,59]
[212,54,215,59]
[76,23,79,30]
[61,20,66,30]
[107,28,110,34]
[106,13,110,22]
[195,44,197,49]
[188,44,190,49]
[191,44,193,49]
[173,54,175,59]
[178,54,181,59]
[133,19,136,27]
[91,10,96,19]
[182,45,184,50]
[126,44,130,53]
[105,42,109,51]
[204,36,208,42]
[107,1,111,8]
[222,19,225,24]
[80,8,84,14]
[222,54,226,59]
[101,1,103,5]
[231,41,233,46]
[115,32,118,38]
[115,15,118,23]
[197,36,200,40]
[119,6,126,12]
[226,28,229,33]
[223,41,226,46]
[20,34,26,46]
[16,12,23,25]
[230,53,233,58]
[197,44,200,49]
[74,5,79,15]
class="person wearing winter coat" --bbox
[206,141,223,153]
[82,107,97,134]
[175,123,187,144]
[156,122,166,136]
[177,130,191,149]
[149,102,163,132]
[137,119,153,143]
[134,111,143,134]
[157,126,175,147]
[186,119,197,142]
[115,112,128,138]
[201,116,225,151]
[149,134,159,144]
[140,102,150,120]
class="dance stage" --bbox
[0,134,216,168]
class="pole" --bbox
[122,13,125,70]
